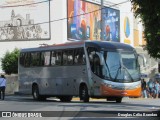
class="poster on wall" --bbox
[67,0,120,42]
[103,7,120,42]
[67,0,101,40]
[0,0,50,41]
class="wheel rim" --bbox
[33,89,37,99]
[80,85,89,102]
[82,87,86,99]
[33,86,38,99]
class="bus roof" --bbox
[21,41,84,52]
[85,41,134,51]
[20,41,134,52]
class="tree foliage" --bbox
[130,0,160,59]
[1,48,20,74]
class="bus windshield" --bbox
[101,51,140,83]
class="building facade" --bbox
[0,0,157,75]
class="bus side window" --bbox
[93,54,102,77]
[87,47,102,77]
[40,52,45,66]
[44,51,51,66]
[51,51,56,66]
[55,51,62,65]
[78,49,85,64]
[20,53,25,66]
[87,47,96,71]
[31,52,41,66]
[62,50,68,65]
[67,50,73,65]
[74,49,79,64]
[24,52,31,67]
[74,48,85,65]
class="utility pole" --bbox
[101,0,104,41]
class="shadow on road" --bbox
[1,95,160,120]
[4,95,160,110]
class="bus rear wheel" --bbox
[32,85,40,100]
[32,85,46,101]
[79,85,89,102]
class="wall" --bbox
[0,0,67,72]
[5,74,18,94]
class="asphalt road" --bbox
[0,95,160,120]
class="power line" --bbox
[0,0,129,29]
[51,0,129,22]
[0,0,52,8]
[0,0,97,9]
[0,0,102,8]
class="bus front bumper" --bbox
[100,84,141,97]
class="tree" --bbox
[1,48,20,74]
[130,0,160,59]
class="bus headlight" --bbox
[127,84,141,90]
[135,84,141,88]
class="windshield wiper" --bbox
[123,66,134,82]
[104,61,113,81]
[114,62,122,82]
[113,62,134,82]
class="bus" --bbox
[18,41,141,103]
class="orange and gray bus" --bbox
[18,41,141,103]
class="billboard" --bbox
[67,0,120,41]
[67,0,101,40]
[0,0,50,41]
[102,7,120,42]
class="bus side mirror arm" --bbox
[137,54,147,68]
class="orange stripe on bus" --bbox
[100,84,141,97]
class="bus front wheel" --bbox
[79,85,89,102]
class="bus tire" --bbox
[32,85,41,101]
[59,96,73,102]
[79,85,89,102]
[116,97,122,103]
